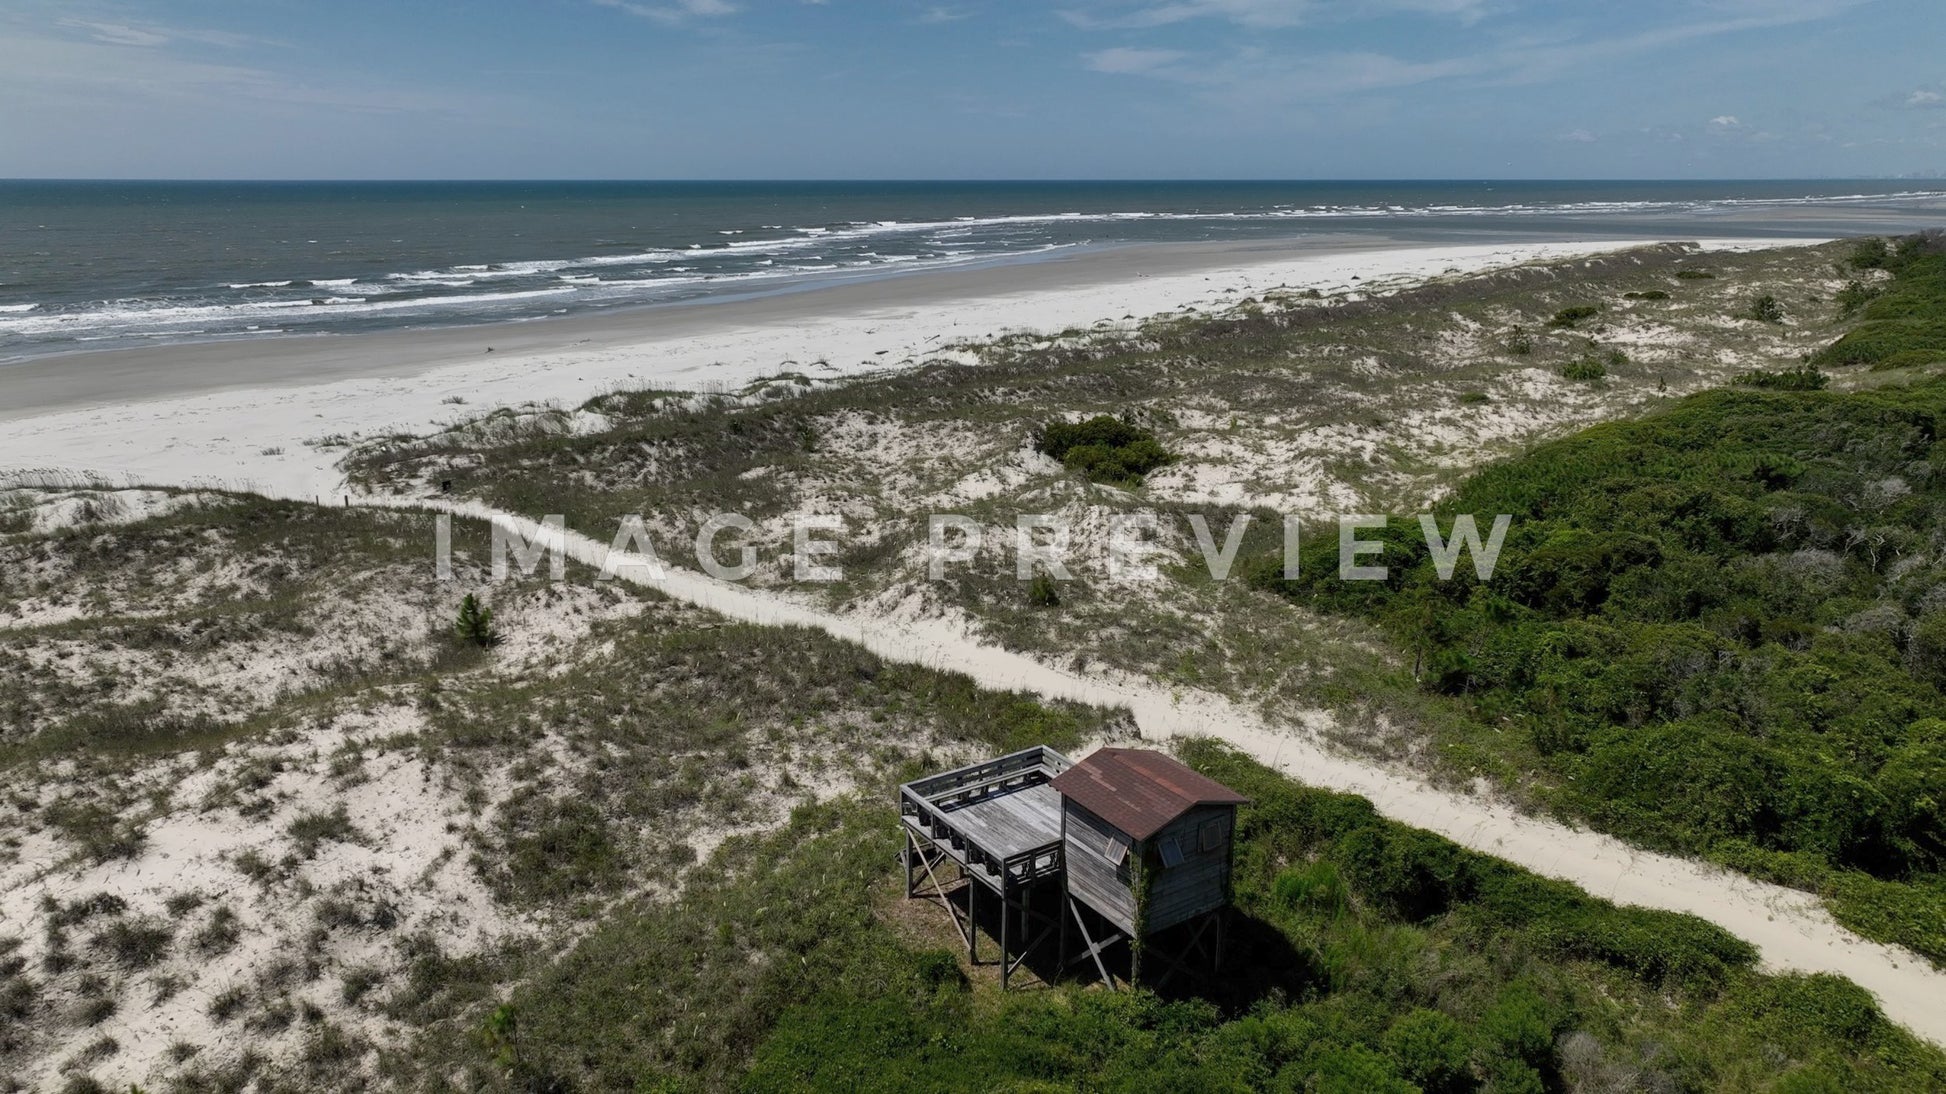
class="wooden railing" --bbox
[902,745,1071,802]
[899,745,1071,886]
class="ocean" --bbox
[3,179,1944,362]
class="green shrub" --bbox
[1837,280,1881,317]
[1559,356,1608,382]
[478,1004,524,1076]
[1505,326,1534,355]
[1821,870,1946,974]
[1458,390,1491,405]
[1038,414,1144,460]
[1547,305,1600,329]
[1477,982,1561,1069]
[1623,289,1672,301]
[1750,293,1785,323]
[1306,1044,1417,1093]
[1026,572,1060,608]
[341,965,384,1006]
[1062,437,1174,484]
[1734,367,1828,391]
[1676,269,1717,280]
[1038,414,1175,485]
[1272,860,1348,919]
[1849,237,1891,270]
[1383,1009,1471,1094]
[1733,973,1882,1046]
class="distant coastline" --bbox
[3,179,1943,364]
[0,235,1828,502]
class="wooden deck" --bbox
[899,745,1071,893]
[931,783,1063,861]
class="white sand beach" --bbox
[0,235,1819,499]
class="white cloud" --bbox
[1709,114,1742,128]
[60,20,169,47]
[55,18,263,50]
[1560,128,1597,143]
[1908,89,1944,108]
[1083,44,1488,102]
[1074,1,1867,112]
[1084,47,1188,74]
[594,0,738,25]
[1064,0,1493,30]
[0,26,477,118]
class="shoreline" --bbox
[0,234,1827,498]
[0,233,1416,417]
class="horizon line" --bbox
[0,175,1934,185]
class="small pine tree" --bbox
[1750,293,1785,323]
[455,594,500,648]
[1027,573,1060,608]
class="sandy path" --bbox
[371,497,1946,1048]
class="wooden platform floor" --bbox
[904,782,1063,889]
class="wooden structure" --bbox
[900,745,1248,990]
[899,745,1071,988]
[1051,748,1249,988]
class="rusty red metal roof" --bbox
[1048,747,1249,841]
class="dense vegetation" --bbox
[1038,414,1177,486]
[1814,233,1946,370]
[1260,372,1946,965]
[1734,367,1829,392]
[425,745,1946,1092]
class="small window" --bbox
[1200,818,1227,852]
[1158,837,1185,868]
[1104,836,1128,865]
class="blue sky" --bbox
[1,0,1941,178]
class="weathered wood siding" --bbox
[1063,798,1236,938]
[1144,805,1235,933]
[1063,800,1137,934]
